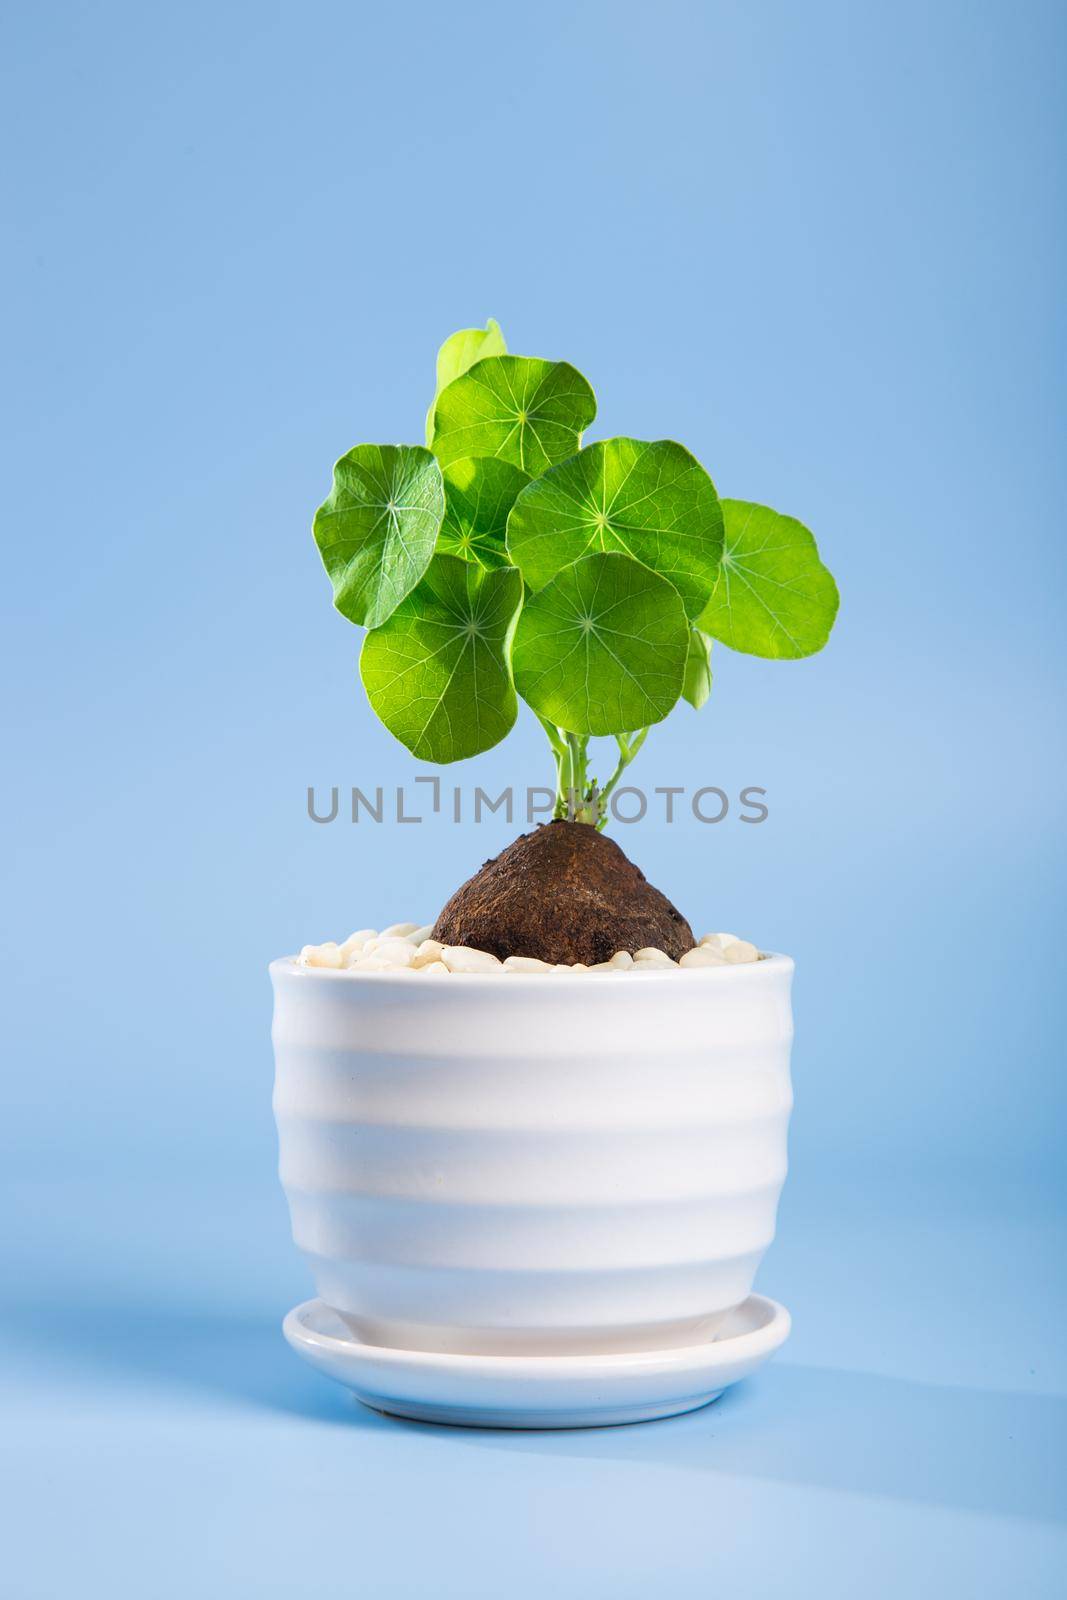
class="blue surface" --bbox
[2,2,1065,1594]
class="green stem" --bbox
[567,733,597,823]
[596,728,649,829]
[536,715,569,814]
[536,721,648,827]
[536,713,567,760]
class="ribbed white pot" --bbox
[270,956,794,1357]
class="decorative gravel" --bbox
[295,924,761,974]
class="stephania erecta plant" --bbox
[312,320,839,829]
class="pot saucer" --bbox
[283,1294,790,1429]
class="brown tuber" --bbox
[431,820,695,966]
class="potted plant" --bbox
[272,320,839,1426]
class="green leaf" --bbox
[430,356,596,477]
[512,552,688,736]
[506,438,723,619]
[359,554,523,763]
[697,500,840,659]
[313,444,445,629]
[425,319,507,446]
[438,457,530,571]
[683,628,713,709]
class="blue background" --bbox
[3,1,1065,1594]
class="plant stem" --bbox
[563,733,580,817]
[536,715,569,814]
[536,721,649,827]
[566,733,598,823]
[596,729,649,829]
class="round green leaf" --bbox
[683,628,713,709]
[424,319,507,446]
[430,355,596,476]
[506,438,723,619]
[438,457,530,571]
[313,444,445,629]
[360,554,523,763]
[697,500,840,659]
[512,552,688,736]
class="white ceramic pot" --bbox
[270,956,794,1357]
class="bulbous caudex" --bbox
[432,819,694,966]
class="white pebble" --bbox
[374,939,416,968]
[341,928,377,955]
[610,950,634,969]
[405,924,435,945]
[700,932,739,951]
[722,939,760,964]
[411,939,446,968]
[381,922,420,939]
[422,960,450,976]
[502,956,554,973]
[302,941,344,969]
[441,945,503,973]
[633,947,673,966]
[680,946,728,968]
